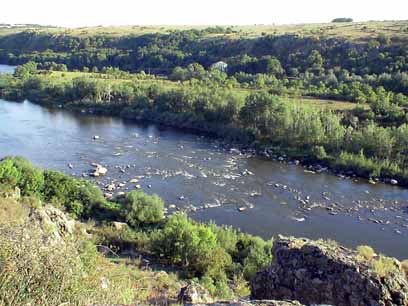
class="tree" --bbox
[14,61,38,79]
[332,18,353,23]
[152,213,219,275]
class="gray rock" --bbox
[251,235,408,306]
[178,282,213,304]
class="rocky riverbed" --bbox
[1,99,408,258]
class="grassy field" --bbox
[1,20,407,42]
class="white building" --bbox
[211,61,228,72]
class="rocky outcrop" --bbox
[251,235,408,306]
[29,205,75,244]
[177,283,303,306]
[178,283,214,304]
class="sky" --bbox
[1,0,407,27]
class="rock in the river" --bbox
[104,192,113,200]
[115,191,126,199]
[93,135,100,140]
[106,184,115,191]
[390,179,398,185]
[91,164,108,177]
[251,235,408,306]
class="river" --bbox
[1,65,407,259]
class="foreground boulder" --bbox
[178,283,214,304]
[251,235,408,306]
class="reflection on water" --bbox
[1,99,408,259]
[0,64,16,74]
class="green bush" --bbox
[43,170,84,217]
[356,245,376,261]
[372,255,400,277]
[0,158,21,186]
[152,213,221,275]
[122,191,164,227]
[4,157,44,196]
[240,236,273,279]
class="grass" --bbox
[290,97,369,111]
[1,20,407,42]
[0,194,183,306]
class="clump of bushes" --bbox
[356,244,406,278]
[372,256,401,277]
[0,157,119,219]
[356,245,376,261]
[122,190,164,227]
[151,213,273,297]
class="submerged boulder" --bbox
[251,235,408,306]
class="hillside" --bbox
[1,20,408,41]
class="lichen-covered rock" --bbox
[29,205,75,244]
[178,282,214,304]
[251,235,408,306]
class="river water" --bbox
[0,66,407,259]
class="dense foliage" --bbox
[122,190,164,227]
[0,27,407,99]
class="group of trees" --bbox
[0,28,406,80]
[1,27,407,111]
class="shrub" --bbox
[0,158,21,186]
[11,157,44,196]
[122,191,164,227]
[372,255,400,277]
[152,213,219,275]
[402,260,408,279]
[43,170,83,216]
[241,236,273,279]
[356,245,376,261]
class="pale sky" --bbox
[1,0,407,27]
